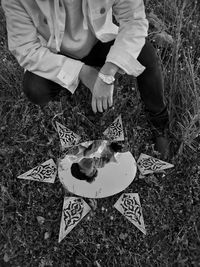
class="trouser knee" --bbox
[22,71,62,106]
[136,40,166,115]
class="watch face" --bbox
[106,76,115,84]
[108,77,114,83]
[98,73,115,84]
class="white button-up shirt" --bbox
[2,0,148,94]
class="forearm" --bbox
[105,0,148,77]
[17,45,83,93]
[100,62,119,76]
[78,64,99,93]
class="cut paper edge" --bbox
[56,121,81,149]
[114,193,146,235]
[17,159,57,183]
[137,153,174,175]
[58,197,91,243]
[103,114,124,141]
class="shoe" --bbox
[146,107,170,160]
[152,127,170,160]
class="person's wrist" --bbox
[100,62,119,76]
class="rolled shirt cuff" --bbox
[57,58,85,94]
[106,46,146,77]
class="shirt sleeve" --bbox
[1,0,84,94]
[106,0,149,77]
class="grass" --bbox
[1,0,200,266]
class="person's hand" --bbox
[92,61,119,113]
[92,77,114,113]
[79,62,119,113]
[79,64,114,113]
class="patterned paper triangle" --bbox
[58,197,91,243]
[114,193,146,235]
[137,153,174,175]
[56,122,81,150]
[102,114,124,141]
[17,159,57,183]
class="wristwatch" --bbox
[98,72,115,85]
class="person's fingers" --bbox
[102,97,108,111]
[92,96,97,113]
[97,99,103,113]
[108,94,113,108]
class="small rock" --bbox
[44,232,50,240]
[94,260,101,267]
[37,216,45,225]
[119,233,128,240]
[3,253,10,263]
[96,244,101,249]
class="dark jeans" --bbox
[23,39,169,130]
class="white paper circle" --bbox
[58,149,137,199]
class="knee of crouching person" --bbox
[22,71,53,106]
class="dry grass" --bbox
[1,0,200,266]
[147,0,200,156]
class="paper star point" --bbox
[58,197,91,243]
[114,193,146,235]
[103,114,124,141]
[137,153,174,175]
[17,159,57,183]
[56,121,81,150]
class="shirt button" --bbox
[100,7,106,14]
